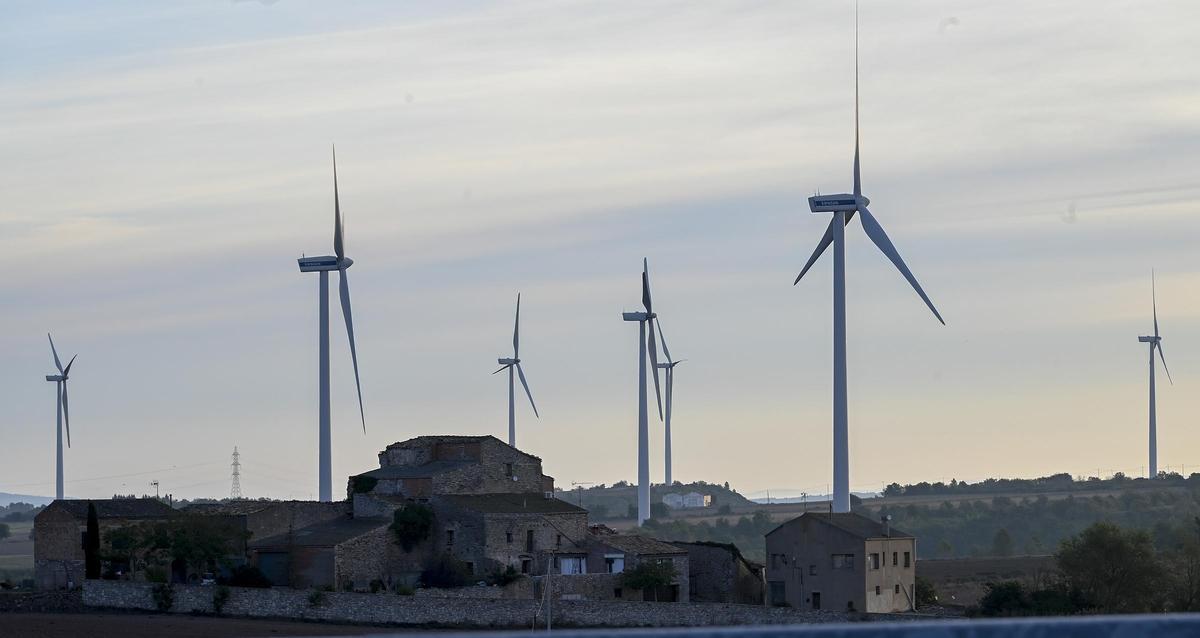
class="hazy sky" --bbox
[3,1,1199,501]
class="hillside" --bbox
[556,481,754,521]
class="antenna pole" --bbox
[231,446,243,499]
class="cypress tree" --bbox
[85,501,101,579]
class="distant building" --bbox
[672,541,763,605]
[683,492,711,509]
[662,493,684,509]
[764,512,915,613]
[33,498,175,590]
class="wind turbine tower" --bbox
[494,293,539,448]
[297,147,367,502]
[622,259,664,526]
[793,8,945,513]
[654,320,683,486]
[45,333,77,501]
[1138,271,1172,478]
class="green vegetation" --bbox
[0,523,9,541]
[152,583,175,612]
[883,471,1198,498]
[85,502,100,579]
[307,588,327,608]
[211,585,231,614]
[568,481,753,520]
[915,576,938,607]
[420,554,470,588]
[641,511,775,562]
[390,504,434,552]
[103,514,248,580]
[486,565,522,586]
[620,560,678,601]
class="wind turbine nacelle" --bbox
[1138,336,1158,343]
[808,194,867,213]
[46,375,64,382]
[498,358,518,365]
[298,255,348,272]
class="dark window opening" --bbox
[613,588,623,598]
[903,552,911,568]
[556,534,562,547]
[893,552,898,566]
[875,585,881,595]
[870,553,880,570]
[465,562,475,575]
[894,584,900,594]
[505,463,513,477]
[526,530,535,552]
[809,564,817,576]
[446,529,454,547]
[521,559,532,574]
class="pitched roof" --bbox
[594,533,687,556]
[358,460,472,480]
[382,434,543,461]
[249,517,387,548]
[46,498,176,519]
[767,512,913,540]
[183,501,279,516]
[438,493,586,515]
[671,540,760,570]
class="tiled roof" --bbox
[382,434,543,461]
[358,460,472,480]
[47,498,176,519]
[768,512,914,540]
[594,533,687,556]
[249,517,387,548]
[183,501,278,516]
[438,493,586,515]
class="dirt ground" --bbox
[0,612,411,638]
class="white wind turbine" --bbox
[45,333,77,500]
[654,320,683,487]
[793,10,945,514]
[297,147,366,502]
[494,293,538,448]
[1139,271,1172,479]
[622,259,664,526]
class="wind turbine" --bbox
[622,258,664,526]
[1138,271,1172,479]
[297,146,366,502]
[45,333,76,500]
[494,293,538,448]
[654,320,683,487]
[793,9,945,514]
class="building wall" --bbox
[766,518,869,612]
[863,537,916,613]
[244,502,349,545]
[675,542,763,605]
[33,507,169,591]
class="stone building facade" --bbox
[586,527,690,602]
[765,512,915,613]
[673,541,764,605]
[33,498,176,591]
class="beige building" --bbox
[764,512,915,613]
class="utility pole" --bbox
[231,446,243,499]
[570,482,595,508]
[149,480,160,500]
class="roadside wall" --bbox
[82,580,858,628]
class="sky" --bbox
[2,0,1199,502]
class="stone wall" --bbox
[82,579,862,628]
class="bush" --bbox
[977,581,1030,617]
[369,579,385,593]
[211,585,230,614]
[390,504,434,552]
[224,565,272,588]
[1057,522,1163,613]
[308,588,327,608]
[152,583,175,612]
[915,576,938,608]
[487,565,522,587]
[620,560,677,601]
[144,566,168,584]
[393,583,415,595]
[0,523,10,541]
[421,554,470,589]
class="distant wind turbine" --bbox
[297,146,366,502]
[654,320,683,487]
[793,8,945,514]
[1138,271,1172,479]
[45,333,77,501]
[622,259,664,526]
[494,293,538,448]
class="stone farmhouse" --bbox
[33,498,176,590]
[764,512,915,613]
[672,541,764,605]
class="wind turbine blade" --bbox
[852,2,861,199]
[61,381,70,446]
[48,333,64,374]
[338,269,366,432]
[516,362,539,418]
[794,216,839,285]
[1152,270,1160,337]
[647,320,663,421]
[642,258,653,313]
[63,354,77,377]
[655,317,673,364]
[513,293,521,357]
[858,206,945,325]
[332,145,344,262]
[1157,342,1173,385]
[492,364,511,375]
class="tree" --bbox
[0,523,9,541]
[977,581,1031,616]
[991,528,1014,557]
[390,504,434,552]
[85,502,101,579]
[1056,522,1163,612]
[915,576,938,608]
[420,554,470,588]
[1165,517,1200,611]
[620,560,677,601]
[650,502,669,520]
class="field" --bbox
[917,556,1058,607]
[0,613,408,638]
[0,521,34,582]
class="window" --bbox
[526,530,535,552]
[465,562,475,575]
[903,552,911,568]
[605,555,625,574]
[521,559,532,574]
[506,532,513,544]
[560,557,585,575]
[870,553,880,570]
[809,564,817,576]
[556,534,562,547]
[893,552,898,566]
[613,588,623,599]
[894,584,900,594]
[831,554,855,570]
[769,581,787,606]
[446,529,454,547]
[875,585,881,596]
[505,463,514,477]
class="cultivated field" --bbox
[0,521,34,582]
[917,555,1058,607]
[0,612,410,638]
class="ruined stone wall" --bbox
[477,511,590,575]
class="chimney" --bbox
[881,514,892,537]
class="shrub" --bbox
[369,579,385,593]
[152,583,175,612]
[308,588,327,608]
[144,566,168,584]
[390,504,434,552]
[620,560,677,601]
[211,585,230,614]
[487,565,522,587]
[421,554,470,589]
[225,565,272,588]
[393,583,415,596]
